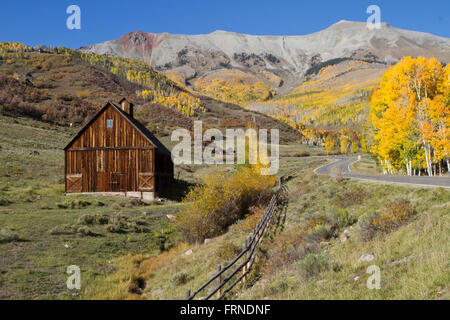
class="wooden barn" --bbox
[64,98,174,200]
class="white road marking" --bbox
[312,157,450,190]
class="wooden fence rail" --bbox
[186,175,290,300]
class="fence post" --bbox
[246,235,252,274]
[217,264,222,299]
[242,239,248,284]
[186,289,191,300]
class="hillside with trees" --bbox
[0,42,301,142]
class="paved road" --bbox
[313,157,450,189]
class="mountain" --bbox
[80,20,450,95]
[0,46,301,142]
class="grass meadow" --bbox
[0,115,448,300]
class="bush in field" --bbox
[171,272,192,286]
[380,199,416,229]
[105,223,123,233]
[311,224,334,240]
[78,214,95,225]
[297,253,340,278]
[240,206,265,232]
[332,187,367,208]
[357,199,415,241]
[58,200,91,210]
[302,212,328,232]
[0,197,11,206]
[48,224,75,235]
[216,242,242,261]
[176,167,275,243]
[0,229,20,243]
[76,226,97,237]
[356,211,380,241]
[263,229,311,275]
[298,253,330,277]
[326,207,357,229]
[94,214,110,225]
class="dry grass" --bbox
[236,158,449,300]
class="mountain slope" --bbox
[0,45,301,142]
[247,59,387,130]
[80,20,450,96]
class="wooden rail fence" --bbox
[185,175,290,300]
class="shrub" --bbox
[171,272,191,286]
[297,253,335,278]
[127,221,147,233]
[264,229,311,275]
[310,224,334,240]
[176,167,275,243]
[0,197,11,206]
[76,226,96,237]
[48,224,75,235]
[357,199,415,241]
[216,242,242,261]
[380,199,415,229]
[302,212,327,232]
[58,200,91,210]
[105,223,123,233]
[78,214,96,225]
[332,187,367,208]
[326,207,357,229]
[0,229,20,243]
[356,211,380,241]
[78,213,111,226]
[94,214,109,225]
[154,228,173,252]
[240,206,264,232]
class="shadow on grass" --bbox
[158,179,196,202]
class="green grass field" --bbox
[0,116,184,299]
[0,115,448,300]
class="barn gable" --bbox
[64,101,170,154]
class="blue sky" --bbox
[0,0,448,48]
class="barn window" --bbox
[106,119,113,128]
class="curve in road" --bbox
[314,157,450,189]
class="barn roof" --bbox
[63,101,172,156]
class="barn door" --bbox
[110,173,125,192]
[138,149,154,191]
[138,172,154,191]
[66,174,82,193]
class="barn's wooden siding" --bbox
[65,149,155,193]
[64,102,173,194]
[68,104,151,149]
